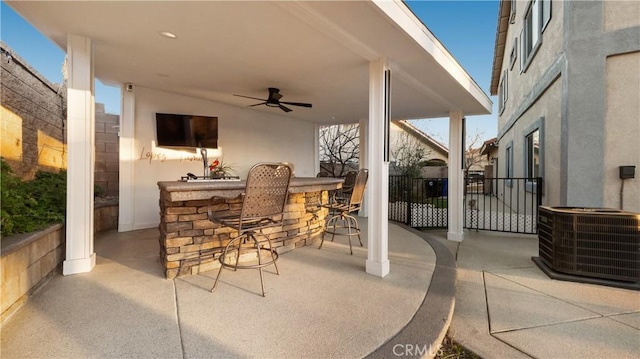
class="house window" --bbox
[526,129,540,179]
[510,0,517,24]
[509,37,518,70]
[521,0,542,72]
[541,0,552,32]
[498,70,508,114]
[523,118,544,193]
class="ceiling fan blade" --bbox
[234,94,268,101]
[279,104,293,112]
[248,102,267,107]
[280,101,312,108]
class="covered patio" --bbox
[7,0,491,281]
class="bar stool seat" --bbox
[320,169,368,255]
[207,162,293,297]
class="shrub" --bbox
[1,159,66,237]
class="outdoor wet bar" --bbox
[157,177,342,279]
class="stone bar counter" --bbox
[157,177,342,279]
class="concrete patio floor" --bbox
[2,220,638,358]
[0,218,455,359]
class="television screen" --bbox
[156,113,218,148]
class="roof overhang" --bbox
[480,137,498,156]
[393,120,449,156]
[490,0,510,95]
[8,0,492,125]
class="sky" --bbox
[1,0,499,147]
[405,0,499,146]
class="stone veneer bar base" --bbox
[158,178,341,279]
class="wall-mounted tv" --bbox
[155,113,218,149]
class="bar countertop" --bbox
[158,177,343,202]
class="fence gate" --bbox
[389,175,542,234]
[389,176,448,229]
[464,177,542,234]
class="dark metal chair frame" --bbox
[320,168,368,255]
[207,162,293,297]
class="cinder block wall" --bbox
[95,103,119,196]
[0,42,66,179]
[1,43,120,196]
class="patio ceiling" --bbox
[8,1,492,125]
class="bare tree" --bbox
[464,130,485,173]
[391,132,431,178]
[319,124,359,177]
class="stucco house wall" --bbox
[126,86,316,230]
[492,0,640,213]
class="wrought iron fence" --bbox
[388,175,542,234]
[389,176,448,228]
[464,177,542,234]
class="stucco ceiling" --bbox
[8,1,492,125]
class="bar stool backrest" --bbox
[349,169,368,208]
[343,170,358,187]
[240,163,293,229]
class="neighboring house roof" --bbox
[480,137,498,156]
[393,120,449,157]
[490,0,512,95]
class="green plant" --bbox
[208,158,237,178]
[1,159,66,237]
[94,184,106,198]
[436,333,481,359]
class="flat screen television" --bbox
[155,113,218,149]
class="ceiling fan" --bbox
[234,87,312,113]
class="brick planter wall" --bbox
[1,202,119,326]
[0,224,65,325]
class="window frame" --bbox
[498,70,508,114]
[510,37,518,70]
[505,141,514,187]
[521,0,543,73]
[541,0,552,32]
[525,130,540,178]
[522,118,545,193]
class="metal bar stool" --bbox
[207,162,293,296]
[320,169,368,255]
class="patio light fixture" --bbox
[159,31,177,39]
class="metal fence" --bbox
[464,177,542,234]
[389,176,448,228]
[388,175,542,234]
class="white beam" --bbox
[366,58,390,277]
[118,83,135,231]
[447,111,465,242]
[63,35,96,275]
[358,117,368,217]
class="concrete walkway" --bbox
[435,230,640,359]
[0,219,454,359]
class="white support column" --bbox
[63,35,96,275]
[313,124,320,175]
[358,117,368,217]
[118,83,135,232]
[366,58,390,277]
[447,111,465,242]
